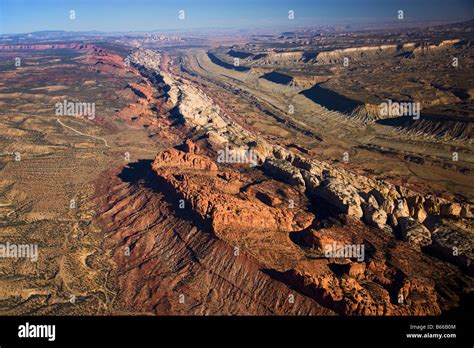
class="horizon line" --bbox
[1,18,472,37]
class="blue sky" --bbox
[0,0,473,34]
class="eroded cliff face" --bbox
[99,135,472,315]
[96,49,473,316]
[95,160,335,315]
[151,145,307,239]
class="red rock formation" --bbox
[183,139,199,154]
[152,148,218,172]
[151,147,301,238]
[128,82,154,102]
[95,134,473,316]
[95,165,334,315]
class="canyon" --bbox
[0,20,472,316]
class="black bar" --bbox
[0,315,472,346]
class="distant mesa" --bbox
[227,49,253,59]
[300,83,363,114]
[261,71,293,85]
[207,52,250,72]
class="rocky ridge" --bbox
[123,48,473,315]
[135,48,473,272]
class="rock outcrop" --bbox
[362,199,388,230]
[398,217,432,248]
[315,177,364,218]
[152,148,218,172]
[258,150,472,242]
[431,221,474,273]
[263,159,305,188]
[151,145,301,238]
